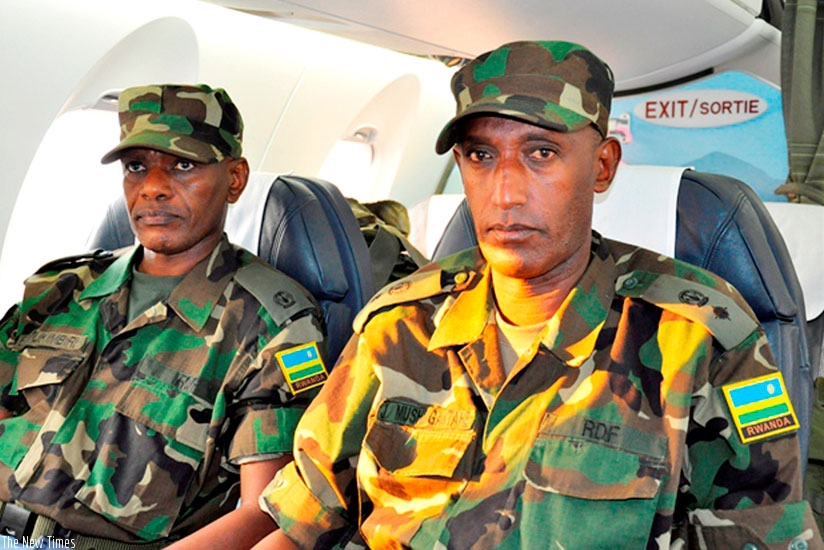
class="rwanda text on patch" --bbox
[276,342,328,395]
[722,372,799,444]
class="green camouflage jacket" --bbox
[0,236,326,543]
[262,234,820,549]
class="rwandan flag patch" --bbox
[722,372,799,444]
[276,342,328,395]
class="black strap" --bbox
[368,226,403,289]
[0,502,35,541]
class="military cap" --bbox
[436,40,614,154]
[101,84,243,164]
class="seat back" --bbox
[431,169,813,463]
[675,171,812,465]
[87,174,376,364]
[87,195,133,251]
[430,198,477,261]
[256,176,375,362]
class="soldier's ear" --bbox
[593,136,621,194]
[226,158,249,204]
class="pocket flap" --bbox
[365,399,479,478]
[16,348,84,390]
[116,361,213,453]
[525,414,669,500]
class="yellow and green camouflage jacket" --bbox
[0,236,326,543]
[262,234,821,549]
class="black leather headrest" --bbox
[257,176,375,362]
[675,170,799,322]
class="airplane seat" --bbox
[429,198,476,261]
[87,174,376,364]
[762,200,824,384]
[255,175,375,363]
[675,171,813,467]
[431,168,813,465]
[87,195,133,251]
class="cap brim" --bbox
[100,131,221,164]
[435,103,594,155]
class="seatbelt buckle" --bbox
[0,502,35,541]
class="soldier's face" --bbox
[454,117,619,281]
[121,149,247,269]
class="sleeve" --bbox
[682,328,822,549]
[259,333,378,548]
[0,303,23,413]
[0,263,106,415]
[226,308,329,465]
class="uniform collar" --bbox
[79,235,240,331]
[429,234,618,367]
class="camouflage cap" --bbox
[435,40,614,154]
[101,84,243,164]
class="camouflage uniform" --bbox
[262,234,820,549]
[0,236,326,543]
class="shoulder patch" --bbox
[235,261,316,326]
[275,341,328,395]
[615,270,757,350]
[722,372,799,444]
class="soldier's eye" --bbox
[175,159,195,171]
[468,150,491,162]
[529,147,555,160]
[123,160,144,173]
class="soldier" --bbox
[255,41,821,549]
[0,84,328,549]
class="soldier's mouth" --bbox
[486,223,537,242]
[134,211,182,225]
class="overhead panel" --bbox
[204,0,764,90]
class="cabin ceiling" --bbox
[203,0,767,92]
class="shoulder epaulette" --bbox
[615,270,758,350]
[32,249,117,276]
[353,247,481,334]
[235,261,316,326]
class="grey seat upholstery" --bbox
[431,169,814,464]
[87,197,134,251]
[87,175,375,364]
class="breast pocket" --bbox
[365,421,477,479]
[117,357,214,450]
[0,346,88,472]
[16,346,87,411]
[71,357,215,541]
[520,413,669,548]
[364,399,479,480]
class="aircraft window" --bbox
[317,127,376,201]
[0,108,122,312]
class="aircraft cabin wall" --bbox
[0,0,456,313]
